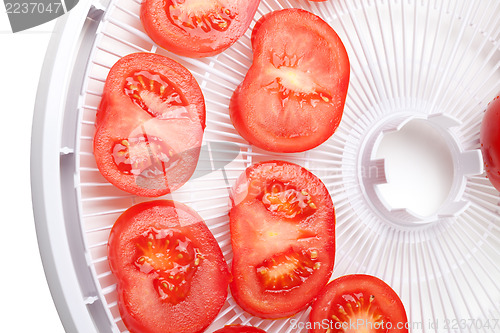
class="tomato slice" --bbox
[108,200,231,333]
[94,53,205,197]
[229,161,335,318]
[480,94,500,192]
[230,9,350,153]
[213,325,267,333]
[140,0,260,58]
[309,275,408,333]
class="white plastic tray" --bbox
[32,0,500,332]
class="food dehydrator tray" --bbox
[32,0,500,332]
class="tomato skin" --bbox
[309,274,408,333]
[213,325,267,333]
[230,9,350,153]
[229,161,336,319]
[94,53,205,197]
[140,0,260,58]
[108,200,230,333]
[480,95,500,192]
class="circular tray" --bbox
[74,0,500,332]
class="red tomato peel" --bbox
[480,94,500,192]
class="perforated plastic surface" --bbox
[72,0,500,332]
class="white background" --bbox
[0,6,65,333]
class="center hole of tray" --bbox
[374,119,454,217]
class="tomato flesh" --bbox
[108,200,230,333]
[261,181,316,218]
[262,56,334,109]
[134,228,201,304]
[230,9,350,153]
[168,1,236,33]
[94,53,205,197]
[140,0,260,57]
[309,275,408,333]
[256,248,320,291]
[124,70,188,118]
[229,161,335,318]
[112,135,178,178]
[480,94,500,192]
[328,292,386,331]
[213,325,267,333]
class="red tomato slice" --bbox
[309,275,408,333]
[480,94,500,192]
[229,161,336,318]
[108,200,230,333]
[140,0,260,58]
[214,325,267,333]
[230,9,350,153]
[94,53,205,197]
